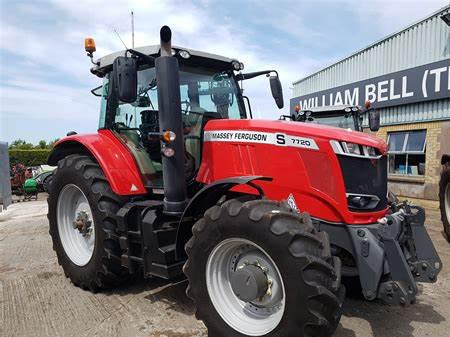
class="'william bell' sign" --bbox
[290,59,450,111]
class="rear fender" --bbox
[48,130,146,195]
[175,176,272,259]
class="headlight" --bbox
[330,140,380,159]
[366,146,377,157]
[343,142,361,155]
[232,60,244,71]
[178,50,191,59]
[347,193,380,210]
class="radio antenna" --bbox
[131,11,135,49]
[113,28,128,50]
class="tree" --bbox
[37,140,47,149]
[9,139,34,150]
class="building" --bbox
[291,5,450,200]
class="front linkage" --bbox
[347,202,442,305]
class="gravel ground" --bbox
[0,194,449,337]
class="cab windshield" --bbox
[306,113,360,131]
[97,65,245,187]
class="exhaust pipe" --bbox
[155,26,187,215]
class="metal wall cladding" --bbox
[293,6,450,100]
[361,99,450,126]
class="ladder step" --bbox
[147,261,185,279]
[153,227,178,247]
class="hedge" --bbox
[9,149,51,167]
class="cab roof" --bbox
[91,45,237,77]
[300,105,361,115]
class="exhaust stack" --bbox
[155,26,187,215]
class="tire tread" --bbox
[184,198,343,337]
[48,154,130,291]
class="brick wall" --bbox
[376,121,442,200]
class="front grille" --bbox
[337,155,388,212]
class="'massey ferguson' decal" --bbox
[203,130,319,150]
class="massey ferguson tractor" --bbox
[47,26,442,337]
[285,104,374,132]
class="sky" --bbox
[0,0,449,144]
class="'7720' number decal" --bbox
[275,133,319,150]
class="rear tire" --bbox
[184,198,344,337]
[439,162,450,241]
[48,154,130,291]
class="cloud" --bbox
[0,0,308,143]
[1,0,449,143]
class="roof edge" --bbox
[94,45,235,71]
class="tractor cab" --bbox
[287,103,380,132]
[89,44,282,190]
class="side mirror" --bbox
[269,76,284,109]
[368,109,380,132]
[113,56,137,103]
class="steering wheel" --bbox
[181,100,192,115]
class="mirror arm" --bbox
[242,95,253,119]
[126,49,156,66]
[236,70,278,81]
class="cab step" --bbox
[116,201,185,280]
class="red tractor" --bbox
[47,26,441,337]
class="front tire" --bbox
[184,198,344,337]
[48,154,130,291]
[440,162,450,241]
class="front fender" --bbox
[48,130,147,195]
[175,176,271,259]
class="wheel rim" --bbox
[57,184,95,266]
[206,238,285,336]
[446,183,450,224]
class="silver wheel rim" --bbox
[57,184,95,266]
[446,183,450,223]
[206,238,285,336]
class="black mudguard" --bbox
[175,176,272,259]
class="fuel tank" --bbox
[197,119,389,225]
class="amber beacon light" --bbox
[84,37,96,54]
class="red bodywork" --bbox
[52,129,147,195]
[54,119,388,225]
[197,119,388,225]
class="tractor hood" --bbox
[205,119,388,154]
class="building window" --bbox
[387,130,426,176]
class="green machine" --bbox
[23,179,38,201]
